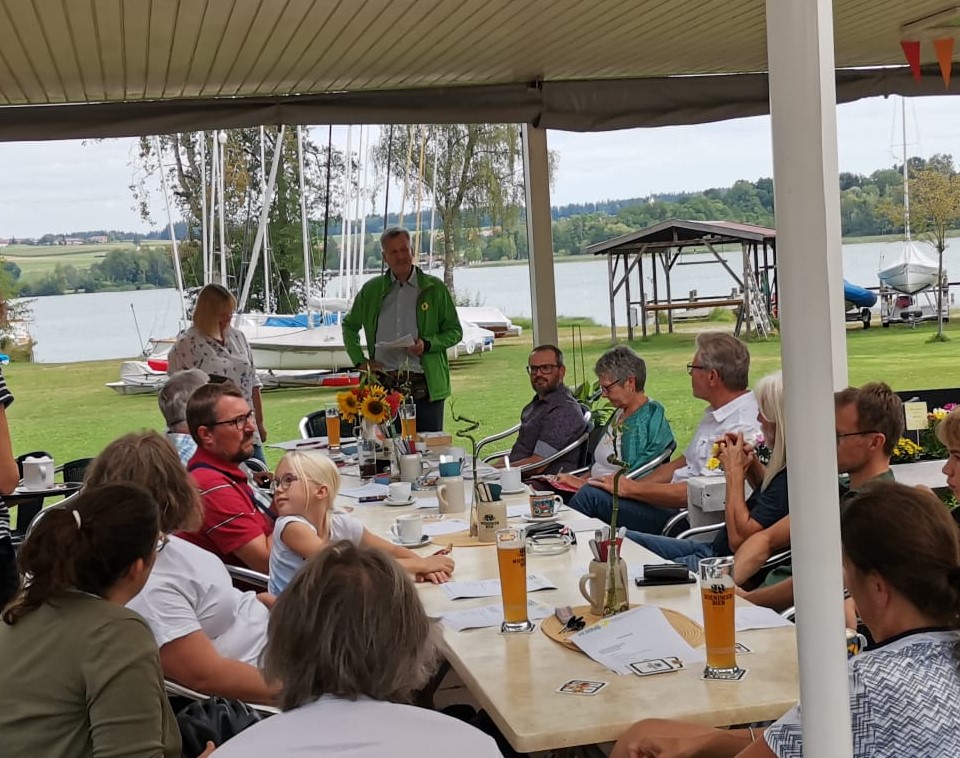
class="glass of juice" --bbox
[495,527,534,633]
[400,402,417,441]
[324,404,341,451]
[698,556,743,680]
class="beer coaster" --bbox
[702,667,748,681]
[541,605,704,651]
[430,530,492,548]
[629,657,684,677]
[556,679,607,696]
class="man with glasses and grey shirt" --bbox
[342,227,462,431]
[571,332,760,534]
[501,345,588,475]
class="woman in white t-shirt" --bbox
[85,431,276,705]
[215,540,501,758]
[268,451,454,595]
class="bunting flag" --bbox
[934,37,954,88]
[901,39,922,81]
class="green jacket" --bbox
[342,268,463,400]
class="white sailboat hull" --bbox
[878,262,939,295]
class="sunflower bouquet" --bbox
[336,381,404,426]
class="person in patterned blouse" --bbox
[611,480,960,758]
[0,368,23,609]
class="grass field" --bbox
[4,317,960,470]
[2,241,170,280]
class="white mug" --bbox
[390,514,423,545]
[21,455,55,491]
[476,500,508,543]
[445,446,466,462]
[399,453,430,483]
[500,468,523,492]
[437,476,466,514]
[388,481,412,502]
[579,559,629,616]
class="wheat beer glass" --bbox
[698,556,743,680]
[324,404,341,450]
[495,527,534,633]
[400,402,417,441]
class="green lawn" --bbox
[2,242,170,280]
[5,318,960,470]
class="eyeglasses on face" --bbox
[835,430,880,444]
[599,378,625,395]
[270,473,301,493]
[686,363,710,375]
[207,410,255,430]
[526,364,559,375]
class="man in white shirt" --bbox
[570,332,760,534]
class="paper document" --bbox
[340,483,390,499]
[441,573,558,600]
[571,605,706,675]
[439,600,553,631]
[686,604,794,632]
[415,496,441,509]
[565,517,610,534]
[375,333,416,349]
[422,519,470,536]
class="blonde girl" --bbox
[268,451,455,594]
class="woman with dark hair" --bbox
[0,484,181,757]
[611,480,960,758]
[213,541,501,757]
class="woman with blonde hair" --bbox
[620,371,789,571]
[214,541,500,757]
[85,431,275,704]
[268,450,455,594]
[167,283,267,460]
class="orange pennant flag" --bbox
[934,37,954,89]
[901,39,922,81]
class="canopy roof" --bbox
[588,219,776,255]
[0,0,956,139]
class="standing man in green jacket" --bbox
[342,227,463,431]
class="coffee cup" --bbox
[500,467,522,492]
[529,491,562,518]
[445,446,465,462]
[21,455,55,491]
[388,482,412,502]
[437,476,466,514]
[438,460,463,478]
[399,453,430,483]
[390,513,423,545]
[579,559,629,616]
[476,500,508,543]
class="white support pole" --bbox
[199,133,209,285]
[207,133,218,282]
[238,126,286,313]
[218,131,228,286]
[521,124,558,347]
[154,137,188,323]
[766,1,852,756]
[297,126,313,325]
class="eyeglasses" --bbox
[599,378,624,395]
[207,410,255,430]
[270,473,301,493]
[836,430,880,444]
[686,363,709,375]
[526,364,559,375]
[156,534,169,553]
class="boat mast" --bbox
[902,96,911,242]
[339,126,353,300]
[217,130,228,285]
[260,126,272,312]
[199,133,209,284]
[358,126,370,290]
[207,132,218,283]
[297,126,312,327]
[428,128,439,270]
[321,125,333,302]
[154,136,188,323]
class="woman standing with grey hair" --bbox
[551,345,674,495]
[212,541,501,757]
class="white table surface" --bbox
[343,489,800,753]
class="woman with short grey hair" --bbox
[212,541,501,757]
[551,345,674,495]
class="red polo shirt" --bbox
[179,447,273,566]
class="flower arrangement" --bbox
[336,380,403,425]
[918,405,956,461]
[705,433,769,472]
[891,437,923,464]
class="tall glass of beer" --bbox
[495,527,534,633]
[698,556,743,679]
[324,404,341,451]
[400,402,417,441]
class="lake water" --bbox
[22,238,960,363]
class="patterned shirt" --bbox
[0,369,13,542]
[765,628,960,757]
[510,385,588,474]
[166,432,197,466]
[374,270,422,373]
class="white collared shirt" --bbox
[671,391,761,483]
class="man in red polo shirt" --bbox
[181,381,274,572]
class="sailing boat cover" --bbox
[878,242,940,295]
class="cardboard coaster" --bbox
[430,530,494,548]
[541,604,705,651]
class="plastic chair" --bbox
[298,411,354,440]
[476,405,593,474]
[225,563,270,592]
[56,457,94,484]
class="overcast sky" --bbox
[0,94,957,238]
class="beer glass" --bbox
[324,404,341,450]
[698,556,743,679]
[495,526,534,633]
[400,402,417,441]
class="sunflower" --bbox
[337,390,360,422]
[360,394,391,424]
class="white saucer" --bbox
[389,534,430,546]
[500,485,528,495]
[520,513,560,523]
[384,497,416,507]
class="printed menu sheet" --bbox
[441,573,558,600]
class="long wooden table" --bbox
[344,487,800,753]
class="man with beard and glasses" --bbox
[180,382,275,573]
[498,345,589,476]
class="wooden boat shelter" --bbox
[587,219,777,340]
